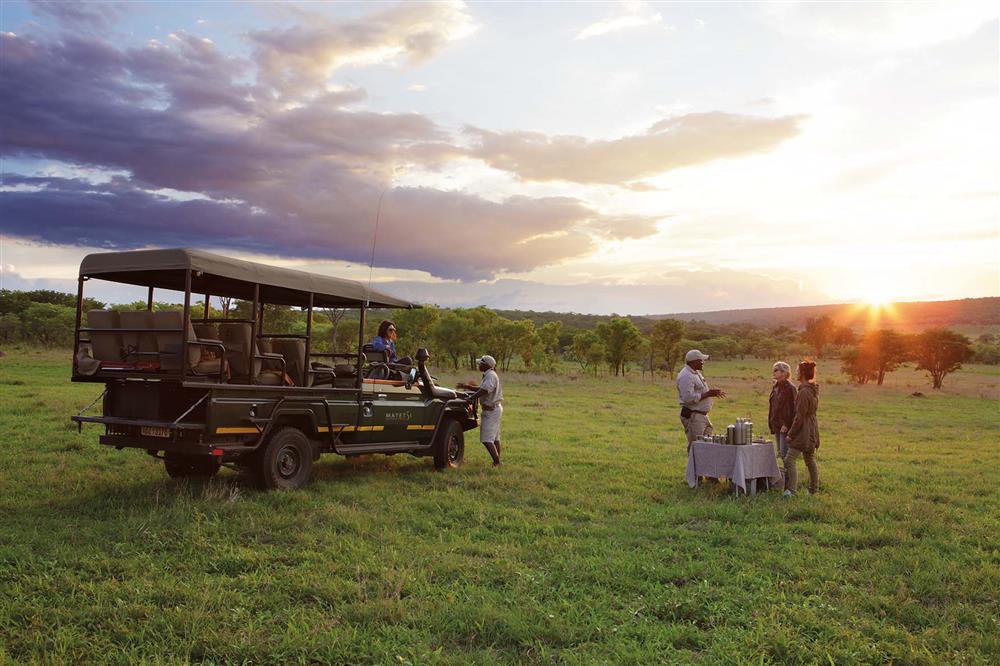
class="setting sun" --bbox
[864,291,894,307]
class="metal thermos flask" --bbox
[727,425,736,445]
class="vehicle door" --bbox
[360,376,431,443]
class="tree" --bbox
[431,311,475,370]
[597,317,642,376]
[571,330,604,374]
[218,295,234,319]
[395,305,440,354]
[802,316,836,357]
[649,318,685,377]
[513,320,541,370]
[20,302,75,348]
[0,313,20,344]
[840,346,877,384]
[911,328,973,389]
[537,321,563,356]
[489,318,522,372]
[319,308,348,352]
[864,329,911,385]
[833,326,857,346]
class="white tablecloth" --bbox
[685,441,783,492]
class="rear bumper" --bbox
[73,415,240,456]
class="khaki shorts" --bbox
[480,404,503,443]
[680,412,714,444]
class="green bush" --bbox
[19,303,75,348]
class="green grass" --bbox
[1,349,998,664]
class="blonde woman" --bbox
[768,361,796,464]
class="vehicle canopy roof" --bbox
[79,248,415,309]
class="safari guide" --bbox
[676,349,726,449]
[465,355,504,466]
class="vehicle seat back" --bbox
[86,310,123,362]
[194,323,219,340]
[120,311,156,361]
[218,322,252,378]
[152,310,200,370]
[272,338,306,386]
[362,343,388,364]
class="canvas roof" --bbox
[79,248,414,309]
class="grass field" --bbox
[1,349,998,664]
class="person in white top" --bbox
[465,354,504,466]
[676,349,726,450]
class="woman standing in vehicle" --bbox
[784,360,820,496]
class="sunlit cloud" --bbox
[575,1,664,40]
[468,112,804,184]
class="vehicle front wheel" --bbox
[433,419,464,470]
[256,427,314,490]
[164,453,220,479]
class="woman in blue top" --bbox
[371,320,412,366]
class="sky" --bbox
[1,0,998,314]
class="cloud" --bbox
[0,10,661,282]
[575,1,663,40]
[27,0,128,31]
[467,112,804,184]
[369,270,831,315]
[249,1,477,98]
[760,1,998,52]
[0,176,611,281]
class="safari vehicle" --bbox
[70,248,477,489]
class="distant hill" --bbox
[649,297,1000,332]
[495,297,999,335]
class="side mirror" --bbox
[405,366,418,390]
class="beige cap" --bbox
[685,349,710,362]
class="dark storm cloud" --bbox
[0,19,663,280]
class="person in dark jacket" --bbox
[768,361,797,466]
[784,360,820,496]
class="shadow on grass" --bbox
[18,451,447,522]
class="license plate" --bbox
[141,426,171,438]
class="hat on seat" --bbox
[685,349,710,362]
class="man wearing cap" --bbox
[465,355,503,466]
[676,349,726,449]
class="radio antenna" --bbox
[366,184,391,307]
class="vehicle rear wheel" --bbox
[433,419,464,470]
[256,427,314,490]
[164,453,220,479]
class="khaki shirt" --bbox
[480,368,504,409]
[676,364,713,413]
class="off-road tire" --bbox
[433,419,464,470]
[164,453,220,479]
[256,427,314,490]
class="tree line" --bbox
[1,289,995,389]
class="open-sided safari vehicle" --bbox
[70,249,477,489]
